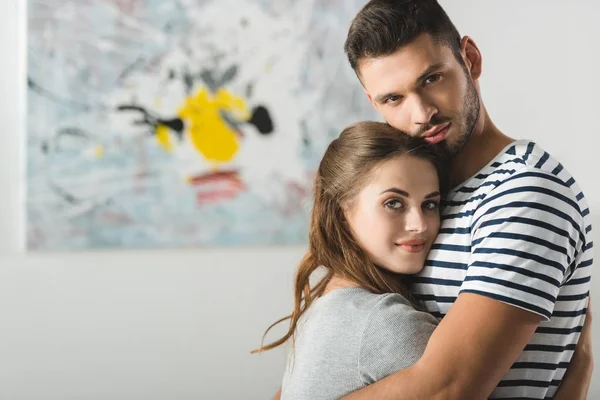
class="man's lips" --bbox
[422,122,451,137]
[422,122,451,144]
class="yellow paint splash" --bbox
[155,124,173,152]
[177,87,250,163]
[94,145,104,159]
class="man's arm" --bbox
[554,298,593,400]
[342,293,542,400]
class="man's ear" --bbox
[460,36,482,80]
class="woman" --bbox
[254,121,592,399]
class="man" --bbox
[335,0,593,398]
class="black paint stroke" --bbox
[117,105,184,140]
[28,77,91,112]
[117,102,273,138]
[249,105,274,134]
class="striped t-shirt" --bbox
[413,140,593,399]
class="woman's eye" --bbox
[422,201,439,211]
[384,199,404,210]
[424,73,442,85]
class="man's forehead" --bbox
[358,35,454,89]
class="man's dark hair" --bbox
[344,0,463,74]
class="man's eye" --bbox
[424,73,442,85]
[385,95,402,104]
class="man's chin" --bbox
[445,132,471,156]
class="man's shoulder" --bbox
[475,140,586,213]
[445,141,582,219]
[492,141,580,189]
[493,140,587,208]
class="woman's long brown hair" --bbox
[252,121,449,353]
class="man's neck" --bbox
[451,110,514,188]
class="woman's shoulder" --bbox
[281,288,385,398]
[362,292,439,331]
[294,288,411,352]
[301,287,388,327]
[309,287,426,323]
[319,286,400,306]
[358,292,439,384]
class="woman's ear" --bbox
[341,202,355,228]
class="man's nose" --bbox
[408,95,437,127]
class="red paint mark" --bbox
[277,179,311,217]
[288,181,309,198]
[112,0,140,14]
[189,170,247,205]
[99,211,135,225]
[188,170,241,185]
[197,188,240,204]
[65,228,88,239]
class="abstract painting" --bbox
[26,0,377,250]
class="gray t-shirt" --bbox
[281,287,439,400]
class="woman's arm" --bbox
[554,298,593,400]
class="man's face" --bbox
[358,34,480,155]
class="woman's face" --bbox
[345,155,441,275]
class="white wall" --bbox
[0,1,598,399]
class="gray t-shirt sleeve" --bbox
[358,293,438,385]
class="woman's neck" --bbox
[323,274,361,296]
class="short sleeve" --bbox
[460,169,584,320]
[358,294,438,385]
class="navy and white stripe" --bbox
[413,140,593,399]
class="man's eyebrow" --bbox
[415,62,446,84]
